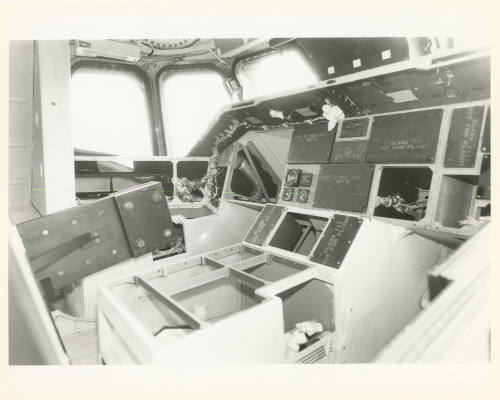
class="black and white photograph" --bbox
[3,1,496,398]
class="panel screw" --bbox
[98,210,105,217]
[42,229,49,236]
[163,229,172,237]
[152,192,163,203]
[94,238,101,244]
[71,219,78,226]
[135,239,146,249]
[123,201,134,211]
[58,271,64,276]
[86,259,92,265]
[112,249,117,255]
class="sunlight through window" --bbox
[160,70,232,156]
[71,68,153,156]
[238,49,318,99]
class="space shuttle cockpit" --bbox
[8,37,490,365]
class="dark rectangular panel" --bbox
[444,106,484,168]
[296,38,410,80]
[313,164,374,212]
[366,109,443,163]
[245,205,285,246]
[330,140,368,163]
[113,183,177,257]
[287,121,336,164]
[339,118,370,138]
[310,214,362,268]
[17,197,132,291]
[16,182,178,293]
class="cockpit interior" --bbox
[8,36,491,365]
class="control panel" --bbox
[278,102,490,236]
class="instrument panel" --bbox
[278,102,490,236]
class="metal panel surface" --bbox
[245,205,285,246]
[17,197,132,291]
[310,214,362,268]
[330,140,368,163]
[287,121,336,164]
[366,109,443,163]
[313,164,374,212]
[114,183,176,256]
[16,182,176,292]
[444,106,484,168]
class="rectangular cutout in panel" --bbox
[171,275,262,323]
[287,121,336,164]
[310,214,362,268]
[277,279,334,332]
[245,205,285,246]
[444,106,484,168]
[330,140,368,163]
[374,167,432,221]
[339,118,369,139]
[366,109,443,163]
[269,213,328,255]
[435,175,477,228]
[313,164,374,212]
[134,160,174,196]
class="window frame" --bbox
[70,60,159,156]
[233,44,318,99]
[155,63,232,156]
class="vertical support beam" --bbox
[32,41,76,215]
[9,41,34,209]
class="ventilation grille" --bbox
[340,118,370,138]
[297,345,327,364]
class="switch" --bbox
[285,169,301,187]
[296,189,310,203]
[282,187,295,201]
[299,173,313,187]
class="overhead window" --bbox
[71,67,153,156]
[159,69,232,157]
[236,48,318,99]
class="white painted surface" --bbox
[154,299,285,363]
[31,40,76,215]
[80,253,154,319]
[182,200,260,256]
[8,223,68,365]
[375,223,490,362]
